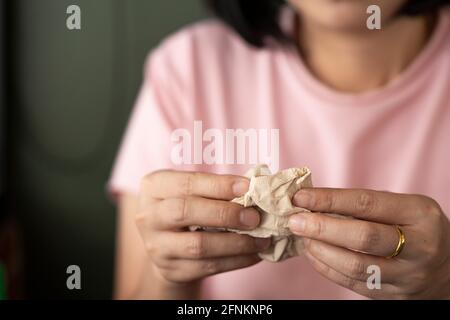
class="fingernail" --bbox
[294,190,312,208]
[255,237,271,250]
[240,208,260,228]
[289,215,306,234]
[233,179,249,196]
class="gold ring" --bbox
[387,226,406,259]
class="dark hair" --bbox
[205,0,450,47]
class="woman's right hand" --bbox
[136,170,271,287]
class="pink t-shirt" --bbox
[109,8,450,299]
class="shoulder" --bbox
[159,19,248,53]
[441,7,450,42]
[435,8,450,73]
[152,18,256,60]
[143,19,269,85]
[438,7,450,52]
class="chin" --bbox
[316,6,370,31]
[289,0,407,31]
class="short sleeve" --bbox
[108,21,242,197]
[108,48,191,197]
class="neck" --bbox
[296,15,434,93]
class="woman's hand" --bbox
[288,188,450,299]
[136,170,270,289]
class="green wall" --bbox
[10,0,206,299]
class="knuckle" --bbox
[139,172,154,192]
[135,211,147,229]
[355,191,377,215]
[322,191,335,212]
[152,255,171,270]
[216,203,239,227]
[346,259,367,279]
[344,277,359,290]
[310,255,331,275]
[172,198,189,224]
[421,196,442,218]
[307,240,325,258]
[421,242,440,261]
[136,201,159,230]
[410,271,429,288]
[157,268,170,280]
[181,172,195,196]
[315,259,359,291]
[216,203,232,226]
[140,170,167,193]
[306,216,326,239]
[201,259,219,275]
[357,226,380,252]
[154,261,193,284]
[158,269,177,283]
[143,238,158,257]
[416,233,444,263]
[135,210,157,236]
[394,280,425,299]
[186,233,207,258]
[208,177,223,197]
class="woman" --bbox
[109,0,450,299]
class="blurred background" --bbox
[0,0,207,299]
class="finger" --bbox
[152,197,261,231]
[293,188,423,224]
[159,254,261,283]
[288,212,399,257]
[305,239,403,284]
[157,231,271,259]
[304,249,400,299]
[141,170,249,200]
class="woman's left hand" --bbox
[288,188,450,299]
